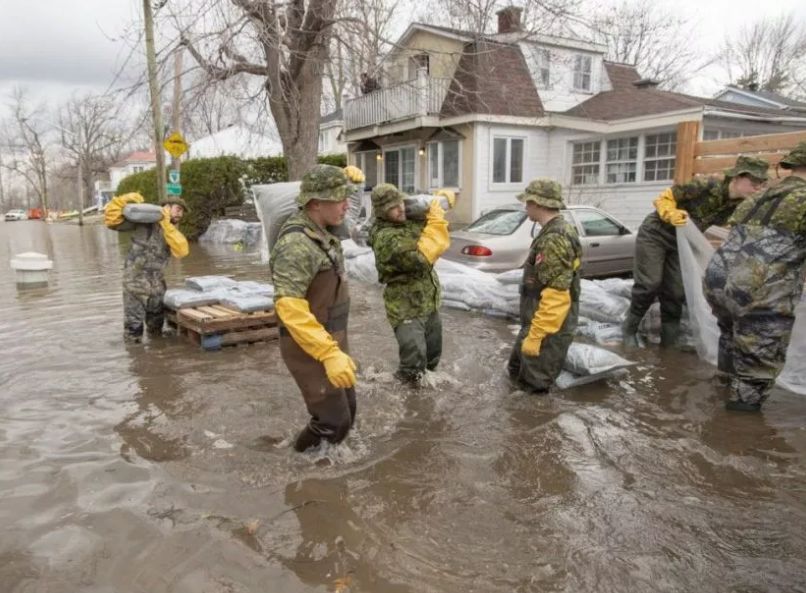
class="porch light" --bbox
[376,153,383,161]
[418,147,425,156]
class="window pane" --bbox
[466,209,527,235]
[575,210,622,236]
[510,139,524,183]
[442,140,459,187]
[493,138,507,183]
[428,143,440,187]
[401,147,416,193]
[385,151,399,187]
[571,140,600,185]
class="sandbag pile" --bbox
[164,275,274,313]
[199,219,263,245]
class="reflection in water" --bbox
[1,221,806,593]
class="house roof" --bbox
[441,41,544,118]
[112,150,156,167]
[321,109,343,124]
[717,85,806,112]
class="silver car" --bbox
[445,204,635,277]
[4,209,28,221]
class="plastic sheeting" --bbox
[163,289,222,310]
[165,278,276,312]
[185,275,238,292]
[221,295,274,312]
[199,219,263,245]
[676,223,806,395]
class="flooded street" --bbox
[2,220,806,593]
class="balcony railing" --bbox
[344,74,452,131]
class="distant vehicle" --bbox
[444,204,636,277]
[4,209,28,222]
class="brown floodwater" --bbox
[1,220,805,593]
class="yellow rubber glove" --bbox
[416,199,450,264]
[159,207,190,258]
[521,287,572,357]
[434,188,456,208]
[275,297,357,388]
[343,165,365,184]
[653,188,688,227]
[104,193,143,228]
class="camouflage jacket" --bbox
[706,176,806,317]
[123,223,171,296]
[368,218,441,328]
[270,210,345,299]
[672,176,740,231]
[526,216,582,292]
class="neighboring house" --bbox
[343,8,806,227]
[95,150,157,207]
[714,85,806,119]
[319,109,347,155]
[188,125,283,159]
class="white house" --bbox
[319,109,347,155]
[94,150,157,207]
[343,9,806,228]
[188,125,283,159]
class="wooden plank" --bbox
[693,152,786,175]
[695,130,806,157]
[219,327,279,346]
[674,121,700,184]
[179,308,208,321]
[196,305,233,318]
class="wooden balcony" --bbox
[344,73,452,131]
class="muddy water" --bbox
[2,221,806,593]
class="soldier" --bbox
[508,179,582,393]
[623,155,769,347]
[104,193,189,343]
[367,183,454,385]
[271,164,365,452]
[704,142,806,412]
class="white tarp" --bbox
[199,219,263,245]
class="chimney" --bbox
[633,78,660,89]
[497,6,523,34]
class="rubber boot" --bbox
[621,312,643,347]
[660,321,681,348]
[293,427,322,452]
[725,400,761,413]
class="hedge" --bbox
[115,153,347,240]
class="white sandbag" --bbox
[778,302,806,395]
[163,288,222,310]
[199,219,263,245]
[495,269,523,285]
[555,368,630,389]
[123,203,163,224]
[185,275,237,292]
[442,299,472,311]
[220,294,274,312]
[230,280,274,296]
[344,249,379,284]
[579,279,630,323]
[563,342,636,376]
[594,277,633,300]
[342,238,373,259]
[576,318,624,345]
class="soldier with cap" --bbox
[104,193,189,343]
[271,164,365,452]
[623,155,769,348]
[367,183,455,385]
[704,142,806,412]
[508,179,582,393]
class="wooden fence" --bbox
[674,121,806,185]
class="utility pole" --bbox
[143,0,166,203]
[77,153,84,226]
[170,50,183,186]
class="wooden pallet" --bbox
[165,304,278,351]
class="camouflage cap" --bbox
[516,178,565,209]
[724,155,769,182]
[780,141,806,170]
[371,183,406,216]
[160,196,190,212]
[297,164,356,206]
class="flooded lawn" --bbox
[2,220,805,593]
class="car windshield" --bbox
[465,209,527,235]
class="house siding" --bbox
[385,31,464,85]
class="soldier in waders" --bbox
[508,179,582,393]
[622,156,768,348]
[271,164,365,452]
[367,183,454,385]
[104,193,189,343]
[704,142,806,412]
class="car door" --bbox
[571,208,634,277]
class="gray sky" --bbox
[0,0,804,117]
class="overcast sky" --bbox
[0,0,804,119]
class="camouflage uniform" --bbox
[508,181,582,392]
[704,147,806,409]
[271,166,357,447]
[367,184,442,382]
[123,223,173,339]
[626,157,769,345]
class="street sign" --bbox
[168,169,180,184]
[166,183,182,196]
[163,132,189,158]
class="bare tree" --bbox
[175,0,340,179]
[720,13,806,97]
[587,0,710,90]
[1,88,52,213]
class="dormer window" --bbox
[408,53,430,80]
[536,48,550,88]
[573,54,592,92]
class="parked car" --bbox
[444,204,635,277]
[4,209,28,221]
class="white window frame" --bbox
[490,135,526,187]
[605,136,639,184]
[427,139,461,189]
[382,144,418,193]
[535,48,551,89]
[354,151,379,190]
[573,54,592,92]
[643,132,677,182]
[570,140,601,186]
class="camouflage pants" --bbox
[123,281,166,339]
[393,311,442,382]
[713,309,794,405]
[629,216,684,323]
[508,320,576,393]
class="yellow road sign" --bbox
[163,132,189,158]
